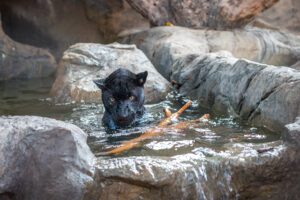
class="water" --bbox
[0,78,281,157]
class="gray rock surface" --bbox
[123,26,300,79]
[50,43,170,104]
[171,53,300,131]
[285,117,300,147]
[85,142,300,200]
[0,16,56,80]
[123,26,300,131]
[0,116,95,200]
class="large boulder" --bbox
[0,16,56,80]
[171,53,300,131]
[123,26,300,79]
[0,116,95,200]
[126,0,278,29]
[50,43,170,104]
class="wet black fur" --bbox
[94,68,148,130]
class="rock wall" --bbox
[0,0,149,58]
[256,0,300,34]
[126,0,278,29]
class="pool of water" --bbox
[0,78,281,157]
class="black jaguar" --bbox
[94,68,148,130]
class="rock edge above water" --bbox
[50,43,170,104]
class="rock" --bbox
[0,15,56,80]
[84,0,149,39]
[256,0,300,34]
[1,117,298,200]
[123,26,300,130]
[171,53,300,131]
[0,116,95,200]
[126,0,278,29]
[291,61,300,70]
[123,26,300,79]
[50,43,170,104]
[285,117,300,147]
[0,0,149,58]
[85,142,300,200]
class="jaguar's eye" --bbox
[129,96,135,101]
[109,97,115,104]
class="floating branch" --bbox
[103,101,209,155]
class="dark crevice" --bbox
[192,82,201,90]
[237,66,265,114]
[204,30,212,53]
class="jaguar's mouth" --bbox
[116,116,135,127]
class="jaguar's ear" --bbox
[93,79,106,90]
[136,71,148,86]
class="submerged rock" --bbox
[123,26,300,79]
[0,16,56,80]
[0,116,95,200]
[50,43,170,104]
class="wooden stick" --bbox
[104,101,197,155]
[105,128,163,155]
[171,114,210,129]
[164,108,172,117]
[159,101,192,127]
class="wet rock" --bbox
[85,142,300,200]
[123,26,300,79]
[0,15,56,80]
[0,116,95,200]
[126,0,278,29]
[50,43,170,104]
[285,117,300,147]
[123,26,300,130]
[171,53,300,131]
[0,0,149,58]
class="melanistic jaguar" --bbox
[94,68,148,130]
